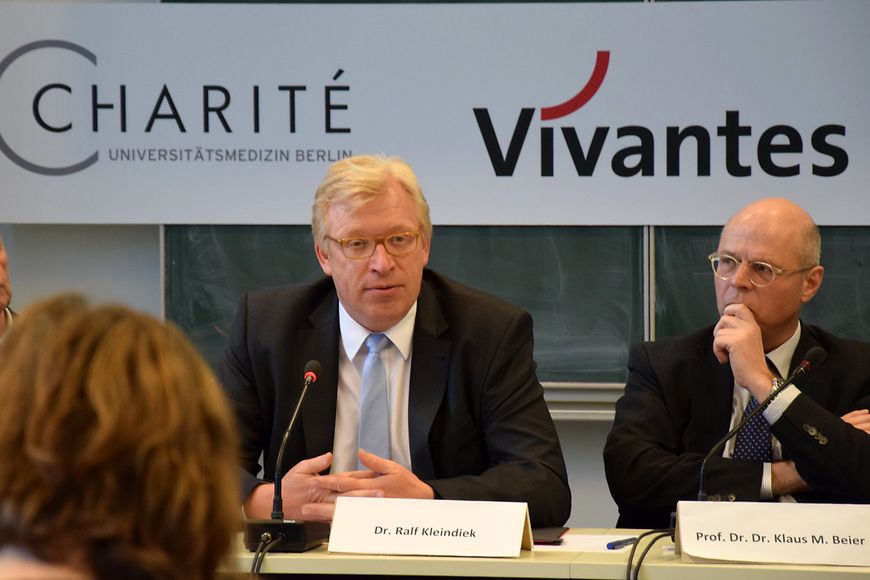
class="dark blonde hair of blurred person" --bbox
[0,294,241,580]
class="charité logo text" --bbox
[0,40,352,176]
[473,51,848,178]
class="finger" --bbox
[289,451,333,475]
[357,449,395,473]
[340,489,385,498]
[313,473,384,494]
[722,303,755,321]
[339,468,379,479]
[312,473,355,492]
[711,338,730,365]
[845,415,870,428]
[301,502,335,522]
[842,409,869,420]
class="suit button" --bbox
[818,435,829,445]
[727,494,737,502]
[804,424,818,436]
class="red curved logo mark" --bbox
[540,51,610,121]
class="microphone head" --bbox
[802,346,827,370]
[303,360,321,383]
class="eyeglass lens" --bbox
[341,233,418,258]
[711,255,776,285]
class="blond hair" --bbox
[0,294,241,580]
[311,154,432,245]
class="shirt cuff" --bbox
[759,385,800,500]
[764,384,800,424]
[761,462,773,499]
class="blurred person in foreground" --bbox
[605,198,870,529]
[221,154,570,527]
[0,294,241,580]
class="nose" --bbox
[730,260,753,289]
[368,241,396,272]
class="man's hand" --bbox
[713,303,775,400]
[302,450,434,521]
[314,450,435,499]
[842,409,870,436]
[771,460,812,496]
[243,452,336,521]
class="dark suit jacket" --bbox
[220,269,571,527]
[604,323,870,529]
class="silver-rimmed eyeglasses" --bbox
[327,231,422,259]
[708,252,814,287]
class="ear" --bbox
[315,243,332,276]
[800,265,824,303]
[420,234,431,267]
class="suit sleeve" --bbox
[604,343,763,526]
[425,310,572,528]
[773,390,870,500]
[219,292,269,501]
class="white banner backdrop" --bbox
[0,1,867,225]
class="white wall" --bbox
[557,421,619,528]
[0,224,162,318]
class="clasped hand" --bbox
[244,449,435,522]
[712,303,775,400]
[303,449,435,521]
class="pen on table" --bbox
[606,537,637,550]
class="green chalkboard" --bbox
[165,225,645,383]
[654,226,870,341]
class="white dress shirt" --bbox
[331,301,416,473]
[724,322,802,500]
[0,307,12,342]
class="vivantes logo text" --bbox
[473,51,848,178]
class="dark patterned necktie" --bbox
[732,358,781,462]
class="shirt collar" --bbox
[338,301,417,361]
[766,322,801,379]
[0,307,12,340]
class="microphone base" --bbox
[244,519,330,552]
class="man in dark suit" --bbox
[604,198,870,529]
[221,155,570,527]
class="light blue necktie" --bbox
[358,333,390,468]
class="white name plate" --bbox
[328,497,532,558]
[676,501,870,566]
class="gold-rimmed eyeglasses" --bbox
[326,231,422,260]
[708,252,815,287]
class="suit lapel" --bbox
[407,280,450,480]
[300,292,341,458]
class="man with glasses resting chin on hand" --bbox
[0,233,13,340]
[220,154,570,528]
[605,198,870,530]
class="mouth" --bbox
[365,284,400,294]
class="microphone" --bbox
[244,360,330,553]
[697,346,827,501]
[272,359,321,518]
